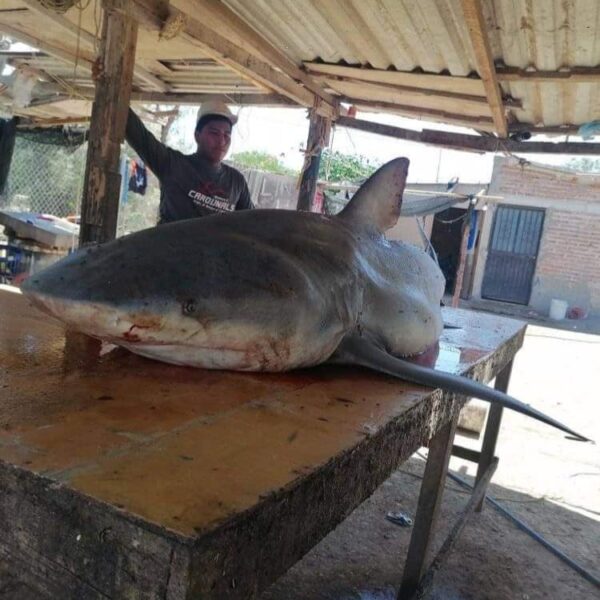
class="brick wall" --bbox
[472,157,600,315]
[493,159,600,202]
[537,211,600,281]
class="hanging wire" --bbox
[434,212,470,225]
[416,216,438,264]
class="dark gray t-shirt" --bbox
[125,109,253,224]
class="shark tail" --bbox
[334,336,591,443]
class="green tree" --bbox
[565,157,600,173]
[229,150,297,176]
[318,149,381,183]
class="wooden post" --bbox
[451,204,474,308]
[297,110,331,211]
[79,0,138,246]
[399,415,459,598]
[475,360,513,511]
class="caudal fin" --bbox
[334,336,591,442]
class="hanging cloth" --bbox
[128,159,148,195]
[0,117,17,195]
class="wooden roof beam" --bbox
[315,73,515,106]
[337,116,600,154]
[169,0,338,111]
[19,0,170,93]
[43,85,297,107]
[131,1,337,119]
[508,124,582,135]
[461,0,507,137]
[497,66,600,83]
[304,62,487,95]
[339,97,496,131]
[129,91,297,107]
[0,22,95,75]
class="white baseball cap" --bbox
[196,100,238,126]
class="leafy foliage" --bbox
[564,157,600,173]
[230,150,297,176]
[318,149,381,183]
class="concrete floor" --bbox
[261,322,600,600]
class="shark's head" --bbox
[20,213,360,370]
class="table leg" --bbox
[474,359,514,512]
[398,412,459,599]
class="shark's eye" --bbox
[182,299,197,315]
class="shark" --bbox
[21,158,589,441]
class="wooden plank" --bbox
[337,116,600,155]
[452,206,473,308]
[415,458,499,598]
[508,124,582,135]
[338,99,495,131]
[127,90,295,106]
[475,360,513,512]
[297,111,331,211]
[304,62,486,96]
[131,0,335,119]
[399,415,459,598]
[420,128,600,155]
[461,0,508,137]
[451,445,482,463]
[337,116,423,143]
[0,289,526,599]
[79,0,137,246]
[497,66,600,83]
[169,0,338,109]
[0,22,95,74]
[20,0,169,93]
[313,72,522,108]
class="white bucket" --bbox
[549,299,568,320]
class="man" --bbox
[125,100,253,225]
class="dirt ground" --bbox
[260,322,600,600]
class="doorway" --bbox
[481,205,545,305]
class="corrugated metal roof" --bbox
[1,0,600,131]
[222,0,600,129]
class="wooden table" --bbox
[0,287,526,599]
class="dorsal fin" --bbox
[339,157,409,232]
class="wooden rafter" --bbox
[508,124,582,135]
[19,0,169,93]
[80,0,137,245]
[0,22,95,74]
[129,91,296,106]
[337,116,600,155]
[169,0,337,111]
[461,0,507,137]
[340,97,495,131]
[497,66,600,83]
[304,62,486,96]
[131,0,336,119]
[315,74,510,107]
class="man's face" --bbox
[195,119,232,165]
